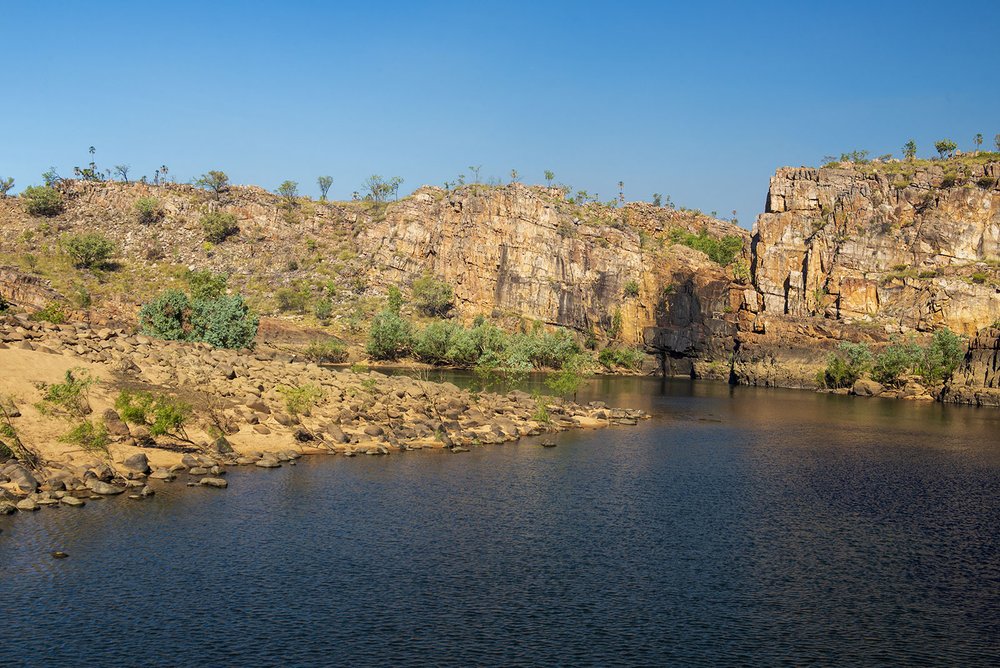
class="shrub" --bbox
[598,346,645,370]
[623,280,640,298]
[29,302,67,324]
[62,420,109,452]
[669,228,744,266]
[64,233,115,269]
[189,295,259,349]
[976,176,997,189]
[940,172,958,188]
[918,328,965,384]
[544,354,586,400]
[22,185,64,216]
[387,285,404,314]
[302,339,347,363]
[277,384,323,417]
[187,270,228,301]
[114,389,192,438]
[534,328,581,369]
[366,309,413,360]
[871,340,922,386]
[411,275,454,316]
[971,272,987,284]
[820,341,873,388]
[134,196,163,224]
[314,298,333,321]
[35,369,96,418]
[201,211,239,243]
[412,321,479,365]
[275,286,310,313]
[139,290,258,349]
[0,294,9,313]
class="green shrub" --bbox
[115,389,191,437]
[544,354,586,400]
[976,176,997,189]
[139,290,258,349]
[411,275,454,316]
[0,294,9,313]
[387,285,404,314]
[201,211,239,243]
[64,233,115,269]
[669,228,744,266]
[918,328,965,384]
[277,384,323,417]
[314,298,333,321]
[189,295,259,349]
[134,196,163,224]
[871,339,922,386]
[820,341,873,388]
[29,302,67,324]
[187,270,228,301]
[623,280,640,298]
[412,321,478,366]
[971,272,988,284]
[22,185,64,216]
[366,309,413,359]
[35,369,95,418]
[275,286,310,313]
[598,346,645,370]
[302,339,347,363]
[61,420,109,452]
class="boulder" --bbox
[200,477,228,488]
[85,479,126,495]
[121,452,150,475]
[103,409,131,437]
[851,379,884,397]
[8,466,38,494]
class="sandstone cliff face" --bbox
[942,327,1000,406]
[753,163,1000,334]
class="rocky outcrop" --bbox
[942,327,1000,406]
[753,163,1000,334]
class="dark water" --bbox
[2,377,999,666]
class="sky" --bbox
[2,0,999,228]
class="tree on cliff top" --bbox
[903,140,917,160]
[317,176,333,201]
[974,133,983,154]
[934,139,957,159]
[195,170,230,197]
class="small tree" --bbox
[195,170,230,197]
[366,309,413,359]
[468,165,482,183]
[411,275,454,316]
[934,139,957,159]
[134,196,163,224]
[995,134,1000,152]
[63,233,115,269]
[113,164,131,183]
[277,180,299,206]
[974,133,983,154]
[545,354,586,402]
[903,140,917,160]
[0,177,13,196]
[510,169,519,183]
[652,193,662,207]
[201,211,239,242]
[387,285,404,314]
[544,170,555,186]
[22,185,65,216]
[317,175,333,201]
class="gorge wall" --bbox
[1,159,998,400]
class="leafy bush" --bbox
[871,339,922,386]
[35,369,95,418]
[366,309,413,360]
[275,286,310,313]
[411,275,454,316]
[277,384,323,417]
[412,321,478,366]
[669,228,744,266]
[29,302,67,324]
[544,354,587,400]
[598,346,645,370]
[139,289,258,349]
[135,196,163,224]
[918,328,965,384]
[623,280,640,298]
[302,339,347,363]
[820,341,874,388]
[387,285,404,314]
[64,233,115,269]
[115,390,191,438]
[22,185,64,216]
[61,420,109,452]
[201,211,239,243]
[314,298,333,321]
[187,270,228,300]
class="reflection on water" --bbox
[1,376,998,666]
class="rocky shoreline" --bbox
[0,315,648,520]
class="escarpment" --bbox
[1,159,998,400]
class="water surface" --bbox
[1,377,998,666]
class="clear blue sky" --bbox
[3,0,999,227]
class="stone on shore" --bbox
[200,477,228,488]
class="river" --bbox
[1,376,998,666]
